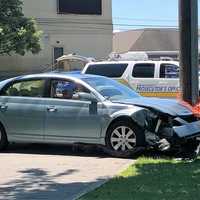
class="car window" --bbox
[85,63,128,78]
[3,79,45,97]
[160,64,179,78]
[50,79,90,100]
[132,63,155,78]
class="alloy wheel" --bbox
[110,126,136,151]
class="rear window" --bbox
[160,63,179,78]
[85,63,128,78]
[132,63,155,78]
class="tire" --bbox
[105,120,145,158]
[0,125,8,151]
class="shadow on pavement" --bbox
[1,143,180,160]
[1,143,108,158]
[0,167,107,200]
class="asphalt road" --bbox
[0,144,133,200]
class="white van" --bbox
[82,61,180,98]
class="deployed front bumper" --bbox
[173,120,200,139]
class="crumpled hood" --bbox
[113,97,193,116]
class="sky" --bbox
[112,0,200,31]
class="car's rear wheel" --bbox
[0,125,8,151]
[105,120,145,158]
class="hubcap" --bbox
[110,126,136,151]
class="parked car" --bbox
[82,60,181,98]
[0,72,199,158]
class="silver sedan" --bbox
[0,72,199,158]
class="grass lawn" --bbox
[80,157,200,200]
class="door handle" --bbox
[0,104,8,112]
[47,106,57,112]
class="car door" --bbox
[0,78,46,141]
[44,78,103,142]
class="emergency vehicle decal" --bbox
[117,80,179,97]
[136,84,179,97]
[117,79,129,86]
[139,92,177,97]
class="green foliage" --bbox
[0,0,42,55]
[80,157,200,200]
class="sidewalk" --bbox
[0,144,134,200]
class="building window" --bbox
[57,0,102,15]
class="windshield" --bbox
[81,76,140,100]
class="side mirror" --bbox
[77,92,98,102]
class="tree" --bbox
[0,0,42,55]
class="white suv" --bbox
[82,61,180,98]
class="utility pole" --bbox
[179,0,199,105]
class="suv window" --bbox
[85,63,128,78]
[3,79,45,97]
[160,64,179,78]
[132,63,155,78]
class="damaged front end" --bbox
[144,111,200,159]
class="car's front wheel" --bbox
[105,120,145,158]
[0,125,8,151]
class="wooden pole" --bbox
[179,0,199,105]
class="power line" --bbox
[39,24,177,32]
[38,20,178,29]
[44,23,177,28]
[1,20,180,35]
[38,19,178,27]
[114,23,177,28]
[113,17,178,22]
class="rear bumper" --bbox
[173,120,200,139]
